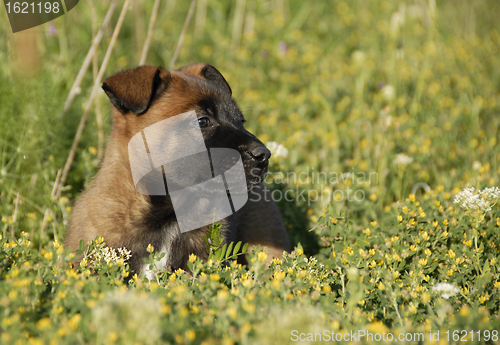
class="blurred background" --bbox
[1,0,499,254]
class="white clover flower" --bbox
[454,187,500,214]
[352,50,366,64]
[432,282,459,299]
[381,84,395,101]
[117,247,133,260]
[393,153,413,167]
[390,12,404,34]
[382,114,393,128]
[90,246,132,265]
[479,187,500,202]
[266,142,288,159]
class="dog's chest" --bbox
[139,223,210,280]
[140,225,179,280]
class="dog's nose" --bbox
[245,146,271,163]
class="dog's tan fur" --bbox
[65,63,290,274]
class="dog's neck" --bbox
[88,132,150,223]
[94,129,177,221]
[96,132,135,189]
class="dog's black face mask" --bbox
[194,93,270,189]
[176,64,271,190]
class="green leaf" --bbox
[242,243,249,254]
[233,241,242,256]
[226,242,234,260]
[428,261,439,273]
[214,248,223,262]
[483,259,490,272]
[220,244,227,260]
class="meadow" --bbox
[1,0,500,343]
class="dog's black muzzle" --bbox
[243,143,271,187]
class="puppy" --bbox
[64,63,290,277]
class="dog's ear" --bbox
[178,63,232,96]
[102,66,170,115]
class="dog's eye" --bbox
[198,117,210,127]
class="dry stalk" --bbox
[139,0,162,65]
[56,0,131,198]
[169,0,196,70]
[58,0,117,118]
[90,0,105,162]
[231,0,246,51]
[194,0,207,38]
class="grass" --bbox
[1,0,500,343]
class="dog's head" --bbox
[102,63,270,189]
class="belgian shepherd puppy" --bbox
[64,63,290,277]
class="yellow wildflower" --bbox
[107,332,118,343]
[257,252,268,262]
[68,314,81,331]
[36,318,51,330]
[185,330,196,341]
